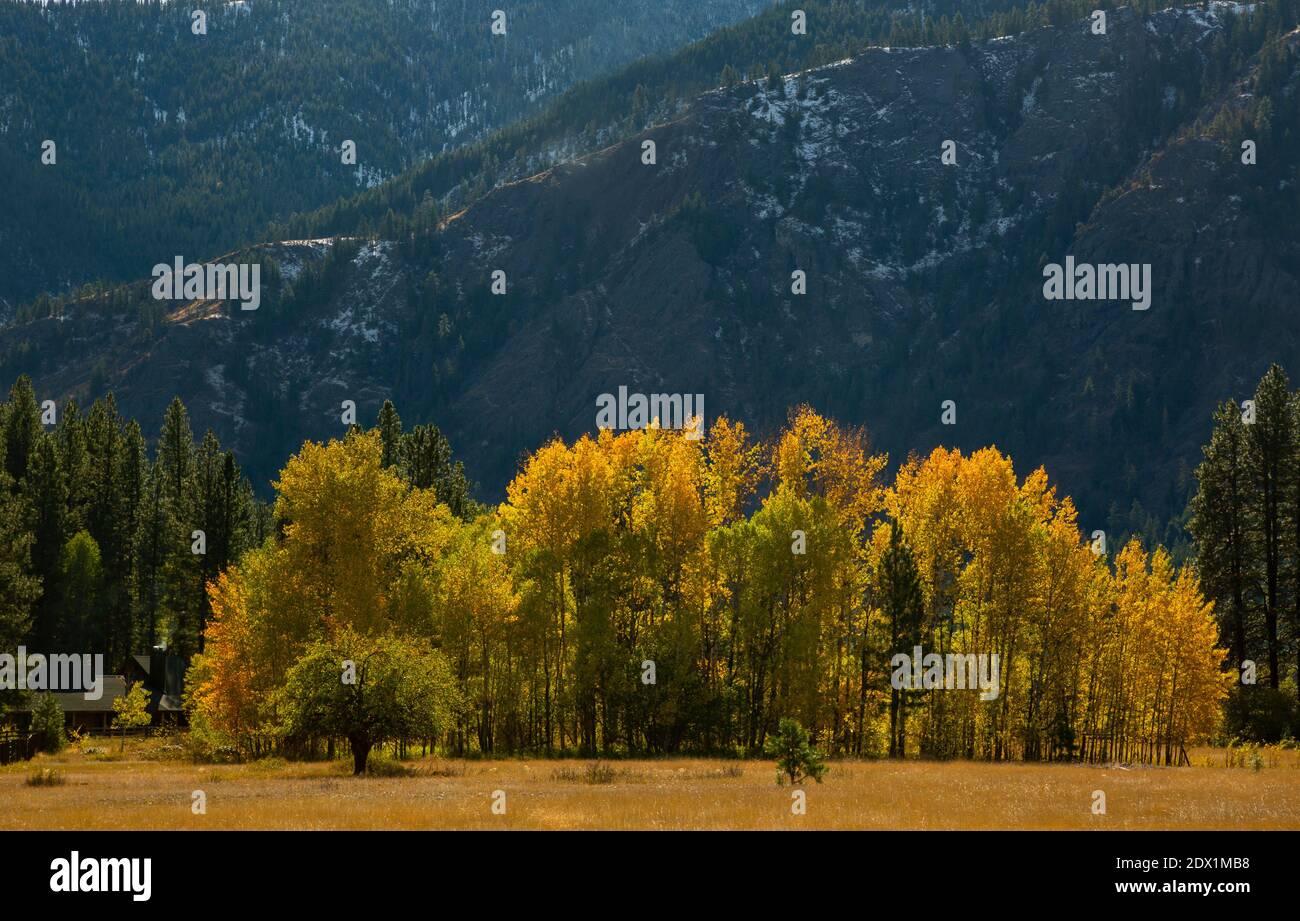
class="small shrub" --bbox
[181,724,243,764]
[26,767,65,787]
[764,718,829,785]
[689,764,744,780]
[551,761,621,784]
[359,754,409,777]
[247,756,287,774]
[29,693,66,754]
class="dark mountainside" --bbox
[2,5,1297,544]
[0,0,773,309]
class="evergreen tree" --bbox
[377,400,403,469]
[1190,400,1254,672]
[191,431,252,651]
[22,435,65,651]
[399,423,472,518]
[1247,364,1294,689]
[157,397,195,508]
[3,375,42,487]
[57,399,90,535]
[86,396,133,664]
[764,717,828,785]
[879,521,924,757]
[0,471,39,705]
[157,398,201,655]
[135,465,173,651]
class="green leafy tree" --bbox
[112,683,152,751]
[282,629,461,775]
[58,530,102,653]
[30,692,65,753]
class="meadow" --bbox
[3,737,1299,831]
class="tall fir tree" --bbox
[879,520,924,758]
[1247,364,1294,689]
[86,396,133,664]
[0,471,39,712]
[135,464,173,651]
[157,398,201,655]
[377,400,403,469]
[57,399,90,535]
[1189,400,1254,672]
[3,375,42,487]
[23,434,66,651]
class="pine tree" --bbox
[1189,400,1254,672]
[879,520,924,758]
[377,400,403,469]
[23,434,65,651]
[1247,364,1294,689]
[190,431,252,651]
[86,396,132,663]
[1291,389,1300,710]
[3,375,42,487]
[118,421,148,651]
[135,464,173,650]
[399,423,472,517]
[0,471,39,701]
[156,398,200,655]
[57,399,90,535]
[156,397,195,507]
[764,717,828,785]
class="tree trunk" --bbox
[349,734,372,775]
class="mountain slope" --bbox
[3,4,1297,542]
[0,0,774,307]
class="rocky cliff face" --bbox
[4,5,1296,533]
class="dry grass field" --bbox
[3,737,1299,830]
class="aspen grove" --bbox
[186,405,1229,763]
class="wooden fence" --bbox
[0,731,37,765]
